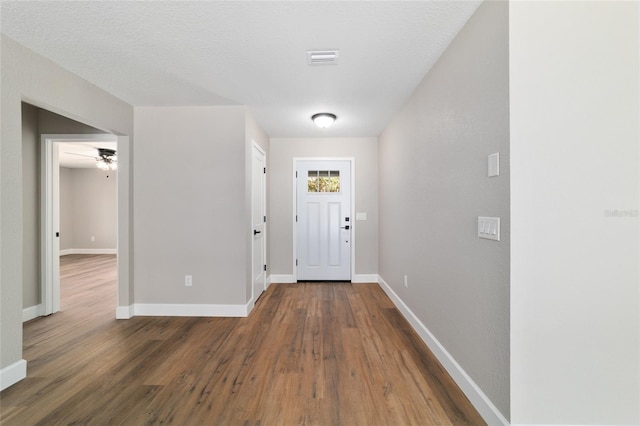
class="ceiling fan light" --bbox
[312,113,336,129]
[96,159,109,170]
[96,148,117,171]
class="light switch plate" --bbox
[478,217,500,241]
[488,152,500,177]
[356,212,367,221]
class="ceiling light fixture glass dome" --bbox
[312,113,337,129]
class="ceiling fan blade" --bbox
[65,152,96,158]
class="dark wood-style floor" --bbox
[0,254,484,425]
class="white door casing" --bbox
[42,138,61,314]
[251,143,267,303]
[296,159,352,281]
[42,134,119,316]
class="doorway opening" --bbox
[293,158,355,282]
[41,134,119,316]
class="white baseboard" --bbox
[0,359,27,391]
[378,276,509,426]
[23,304,43,322]
[132,302,249,317]
[60,248,117,256]
[269,274,379,284]
[269,274,295,283]
[115,305,134,319]
[351,274,379,283]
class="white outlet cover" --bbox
[356,212,367,221]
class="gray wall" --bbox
[2,34,133,372]
[60,168,117,251]
[134,106,259,305]
[59,167,74,251]
[21,103,41,309]
[378,1,510,418]
[269,137,378,278]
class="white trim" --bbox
[115,305,134,319]
[22,305,43,322]
[0,359,27,391]
[132,303,250,318]
[42,133,126,320]
[269,274,296,284]
[60,248,117,255]
[351,274,379,283]
[42,135,61,315]
[378,276,509,426]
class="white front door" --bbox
[296,160,351,281]
[251,143,266,303]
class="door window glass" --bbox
[308,170,340,193]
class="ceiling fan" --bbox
[66,148,117,171]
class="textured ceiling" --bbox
[1,1,481,137]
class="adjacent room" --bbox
[1,1,638,425]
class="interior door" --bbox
[296,160,351,281]
[252,144,266,302]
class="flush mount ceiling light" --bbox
[96,148,117,171]
[312,113,337,129]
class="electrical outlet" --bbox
[185,275,192,287]
[403,275,408,288]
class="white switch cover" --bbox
[356,212,367,221]
[488,152,500,177]
[478,217,500,241]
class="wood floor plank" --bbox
[0,255,485,425]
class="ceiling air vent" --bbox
[307,50,340,65]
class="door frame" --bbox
[292,157,355,282]
[251,141,267,305]
[41,133,126,316]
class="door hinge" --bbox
[296,259,298,266]
[295,215,298,222]
[264,167,266,174]
[295,171,298,178]
[264,215,266,223]
[264,264,267,271]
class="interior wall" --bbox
[21,103,40,309]
[378,1,510,418]
[269,137,378,279]
[133,106,248,305]
[1,34,133,375]
[59,167,74,251]
[509,1,639,424]
[61,168,117,250]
